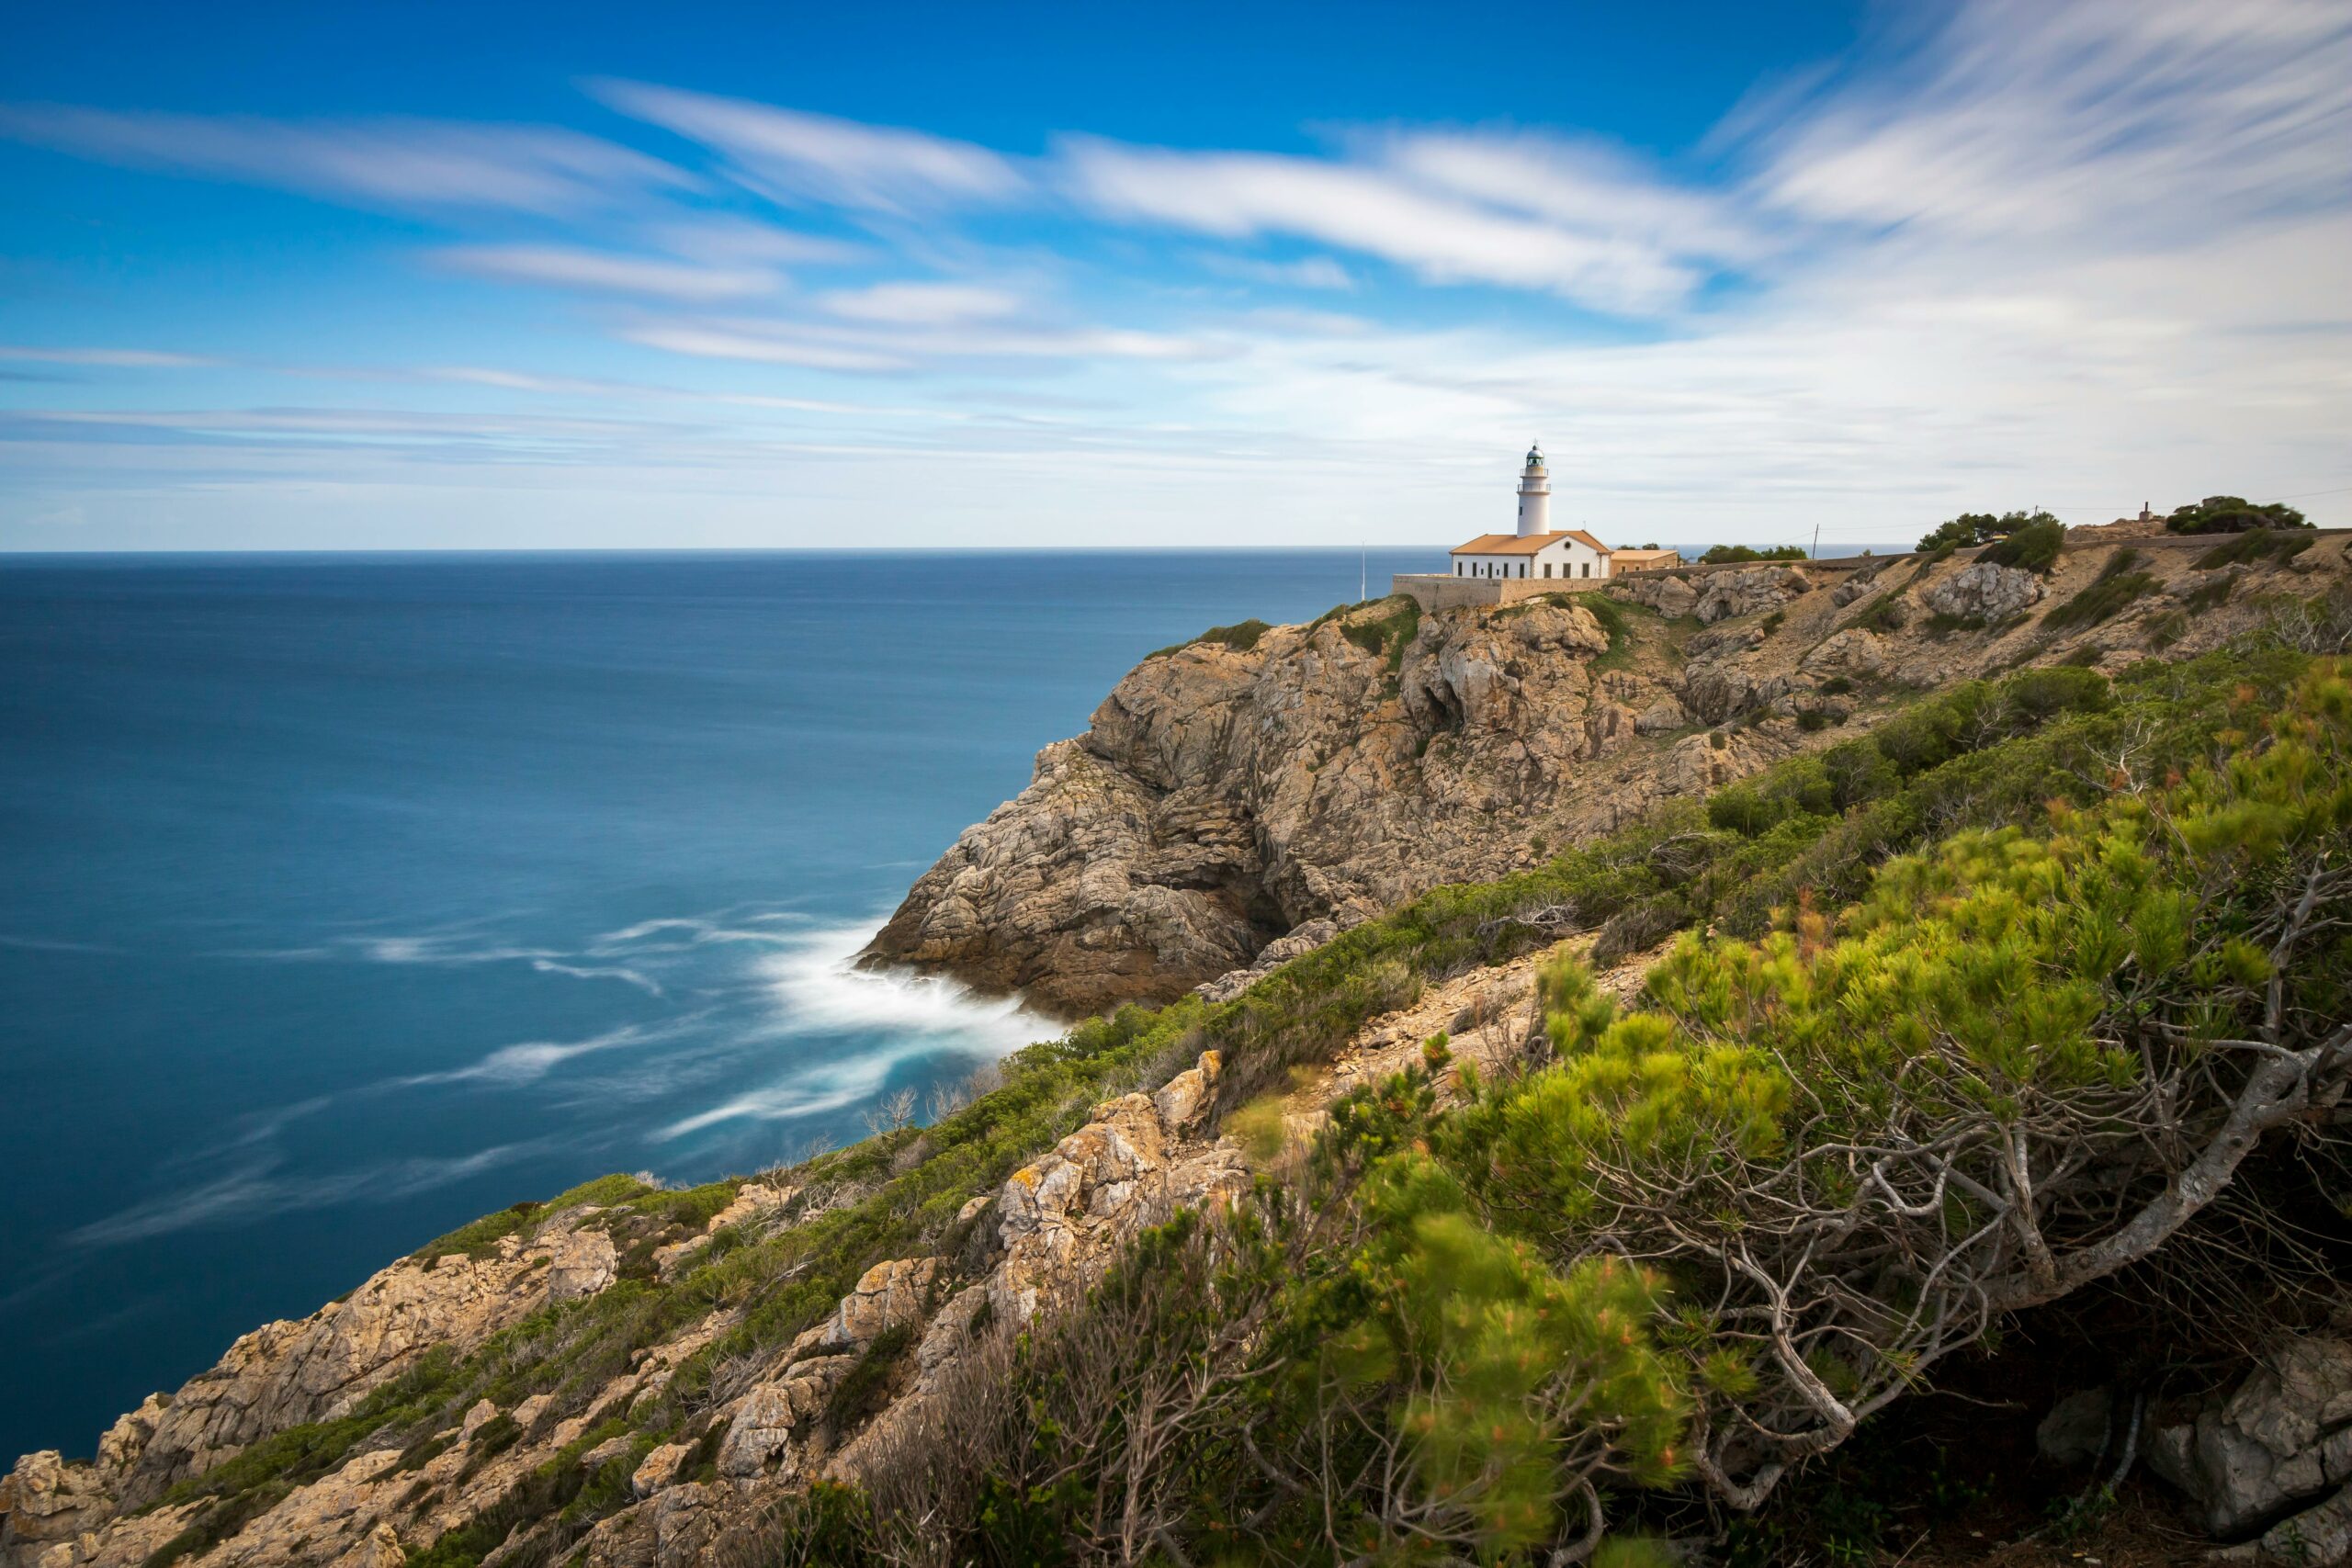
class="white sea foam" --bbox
[653,919,1057,1140]
[587,913,807,955]
[529,958,664,995]
[356,935,563,966]
[401,1018,697,1088]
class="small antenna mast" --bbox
[1361,545,1367,602]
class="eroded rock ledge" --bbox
[860,597,1778,1015]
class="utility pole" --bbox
[1810,523,1820,560]
[1360,546,1367,603]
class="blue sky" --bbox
[3,0,2346,551]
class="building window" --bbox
[1455,561,1463,576]
[1580,562,1589,578]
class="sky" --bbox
[2,0,2347,552]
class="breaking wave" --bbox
[655,919,1057,1140]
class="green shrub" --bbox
[1977,519,2065,572]
[2196,527,2313,570]
[414,1175,651,1261]
[1700,544,1807,564]
[824,1323,916,1432]
[1152,618,1272,659]
[2044,550,2159,630]
[1916,507,2060,554]
[2166,494,2312,535]
[2180,574,2234,615]
[1863,598,1909,633]
[1337,596,1422,672]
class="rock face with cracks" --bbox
[860,596,1768,1014]
[2151,1333,2352,1550]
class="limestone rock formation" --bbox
[0,1202,634,1567]
[1690,566,1810,625]
[1193,918,1340,1003]
[650,1181,793,1279]
[1920,559,2044,622]
[2150,1333,2352,1540]
[862,596,1774,1014]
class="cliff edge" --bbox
[862,536,2335,1015]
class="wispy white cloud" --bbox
[431,243,782,301]
[0,104,695,214]
[1057,136,1714,314]
[594,80,1025,214]
[625,313,1217,374]
[1196,253,1357,291]
[0,344,218,367]
[644,215,870,265]
[817,281,1026,326]
[1756,0,2352,242]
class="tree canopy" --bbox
[2165,494,2312,535]
[1916,507,2060,553]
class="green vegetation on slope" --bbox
[1977,516,2066,572]
[765,648,2352,1566]
[2042,546,2161,629]
[1148,617,1273,659]
[142,608,2349,1566]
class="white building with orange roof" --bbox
[1446,445,1617,582]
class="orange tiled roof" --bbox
[1451,530,1613,556]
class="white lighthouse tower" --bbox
[1514,442,1551,537]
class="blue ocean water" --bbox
[0,547,1433,1463]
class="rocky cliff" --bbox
[863,535,2341,1016]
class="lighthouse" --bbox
[1514,442,1551,537]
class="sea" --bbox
[0,547,1437,1463]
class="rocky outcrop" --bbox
[650,1181,794,1279]
[0,1203,639,1567]
[1679,662,1794,725]
[1799,626,1886,678]
[861,597,1782,1014]
[1613,571,1699,618]
[990,1061,1246,1326]
[2151,1333,2352,1547]
[1691,566,1812,625]
[1920,559,2043,622]
[1193,917,1340,1003]
[1615,562,1817,625]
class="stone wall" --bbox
[1389,574,1559,611]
